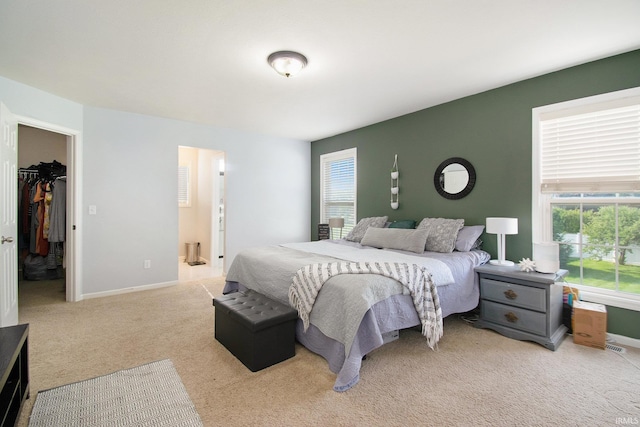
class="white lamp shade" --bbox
[486,217,518,235]
[328,217,344,228]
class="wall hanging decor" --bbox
[390,154,399,209]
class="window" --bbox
[320,148,357,237]
[533,87,640,310]
[178,165,191,207]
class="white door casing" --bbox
[15,116,82,302]
[0,102,18,326]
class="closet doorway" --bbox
[16,122,78,304]
[178,146,225,281]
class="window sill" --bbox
[571,285,640,312]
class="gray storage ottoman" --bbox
[213,290,298,372]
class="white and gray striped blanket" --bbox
[288,261,443,349]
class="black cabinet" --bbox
[0,324,29,427]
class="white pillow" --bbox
[360,227,429,254]
[345,216,388,243]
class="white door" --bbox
[0,102,18,326]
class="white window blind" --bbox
[320,148,356,233]
[533,88,640,309]
[539,100,640,193]
[178,165,191,207]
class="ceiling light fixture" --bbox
[267,51,307,78]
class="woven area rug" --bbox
[28,359,203,427]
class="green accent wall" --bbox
[310,49,640,340]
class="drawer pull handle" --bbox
[505,312,518,323]
[504,289,518,300]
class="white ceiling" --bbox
[1,1,639,142]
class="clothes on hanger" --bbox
[18,161,66,280]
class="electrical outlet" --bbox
[144,260,151,269]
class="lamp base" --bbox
[489,259,514,266]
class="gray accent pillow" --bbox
[455,225,485,252]
[360,228,429,254]
[417,217,464,253]
[345,216,388,243]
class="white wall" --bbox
[0,76,83,130]
[195,148,215,262]
[82,106,310,294]
[1,75,311,297]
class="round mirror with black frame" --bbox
[434,157,476,200]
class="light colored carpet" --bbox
[28,359,203,426]
[16,277,640,426]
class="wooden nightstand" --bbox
[474,264,568,351]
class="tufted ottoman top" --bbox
[213,290,298,332]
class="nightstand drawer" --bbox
[481,300,546,336]
[480,278,546,312]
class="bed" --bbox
[223,217,490,391]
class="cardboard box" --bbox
[573,301,607,350]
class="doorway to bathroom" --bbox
[178,146,225,282]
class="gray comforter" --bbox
[223,240,490,391]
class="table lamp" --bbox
[328,217,345,239]
[486,217,518,266]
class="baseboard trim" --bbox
[82,280,178,300]
[607,333,640,349]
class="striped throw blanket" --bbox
[288,262,443,349]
